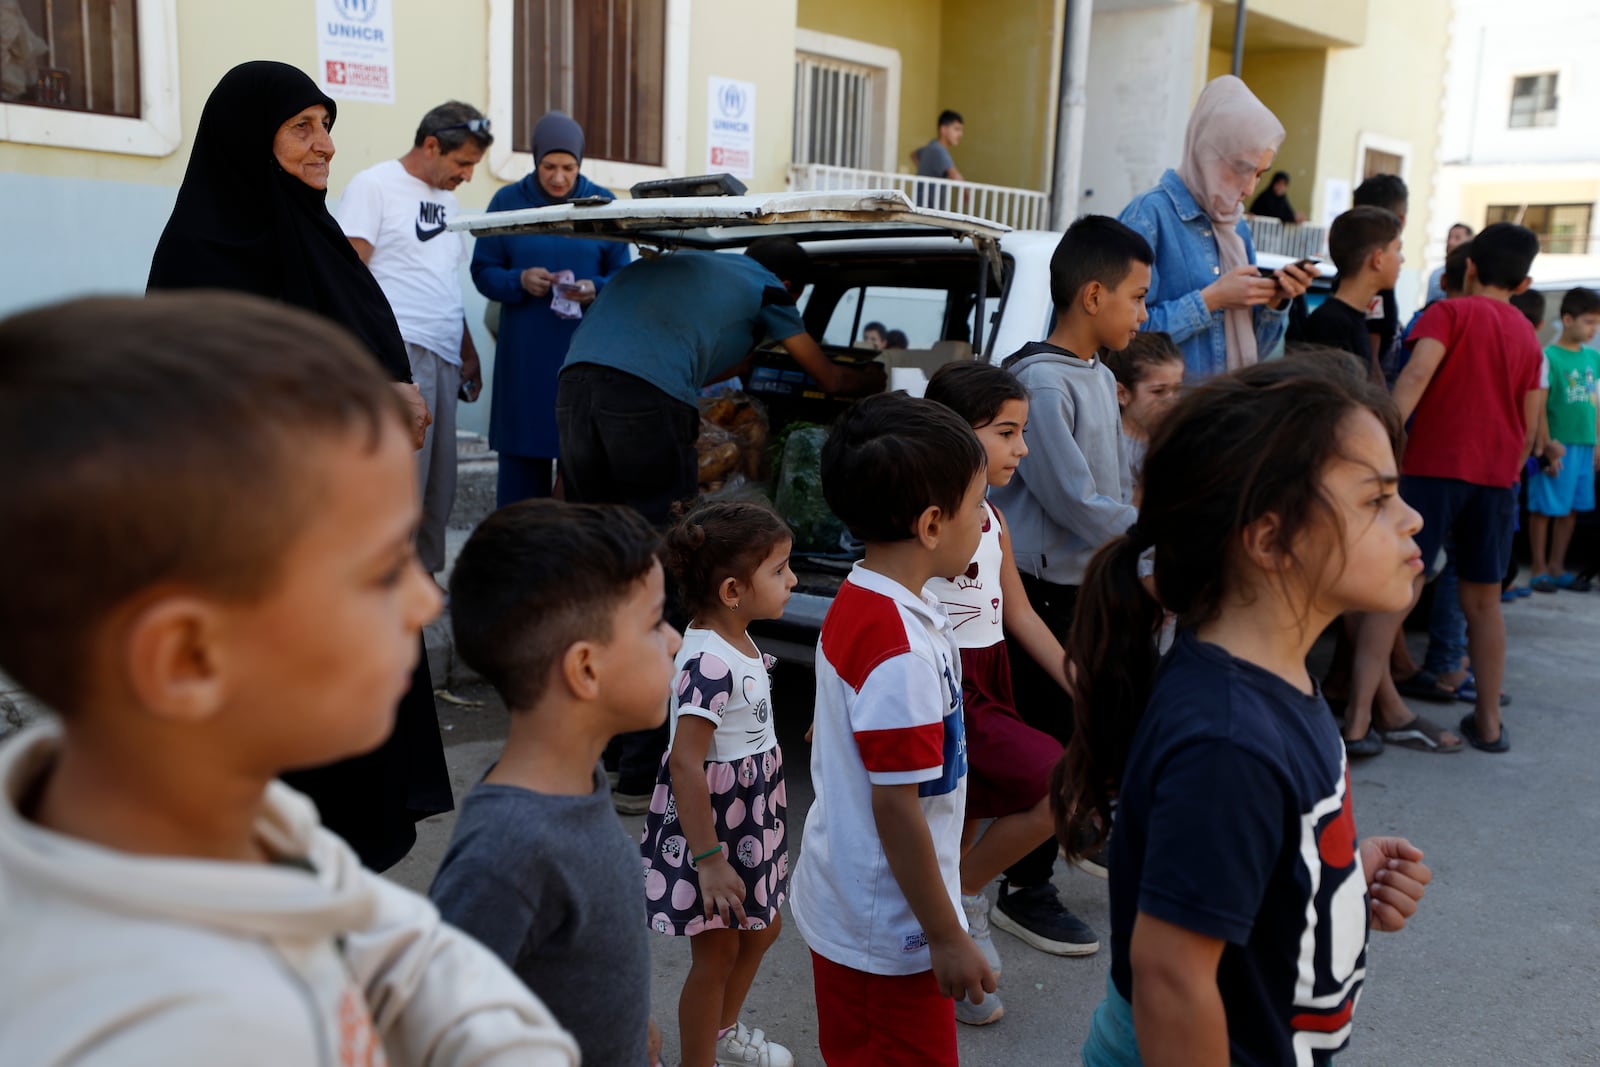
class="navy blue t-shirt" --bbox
[1107,630,1369,1067]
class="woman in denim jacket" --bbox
[1118,76,1316,382]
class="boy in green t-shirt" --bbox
[1529,286,1600,592]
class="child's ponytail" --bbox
[1052,358,1404,859]
[1054,527,1164,856]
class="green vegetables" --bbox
[772,424,849,554]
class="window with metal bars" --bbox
[0,0,139,116]
[512,0,665,167]
[1508,73,1558,129]
[792,52,878,169]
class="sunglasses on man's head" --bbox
[432,118,492,136]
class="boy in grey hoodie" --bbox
[0,294,578,1067]
[985,216,1150,939]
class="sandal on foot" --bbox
[1531,575,1558,593]
[1394,669,1456,704]
[1379,714,1463,753]
[1458,713,1509,754]
[1343,729,1384,758]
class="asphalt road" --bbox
[388,587,1600,1066]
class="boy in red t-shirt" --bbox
[1343,223,1543,756]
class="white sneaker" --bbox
[715,1021,794,1067]
[962,892,1003,980]
[954,989,1005,1026]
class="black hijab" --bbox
[147,61,410,382]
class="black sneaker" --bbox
[990,880,1099,957]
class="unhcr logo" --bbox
[327,0,385,41]
[717,81,747,120]
[334,0,378,21]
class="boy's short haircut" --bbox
[1442,242,1472,295]
[1352,173,1409,215]
[449,499,661,710]
[1327,206,1403,277]
[0,293,404,716]
[1559,286,1600,319]
[1102,331,1183,390]
[938,109,963,128]
[1509,289,1546,331]
[1468,222,1541,290]
[1049,215,1155,310]
[821,391,985,543]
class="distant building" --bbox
[1430,0,1600,280]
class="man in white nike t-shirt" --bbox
[340,101,492,575]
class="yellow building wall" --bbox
[935,0,1059,191]
[1219,0,1366,47]
[688,1,798,195]
[796,0,944,175]
[1239,49,1327,215]
[1313,0,1450,254]
[0,0,798,207]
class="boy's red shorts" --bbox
[810,950,958,1067]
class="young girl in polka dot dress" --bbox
[640,500,796,1067]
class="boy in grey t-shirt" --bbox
[430,500,684,1067]
[912,109,964,209]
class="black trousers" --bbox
[556,364,700,791]
[1001,574,1079,887]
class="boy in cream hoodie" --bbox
[0,293,579,1067]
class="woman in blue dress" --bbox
[471,111,632,504]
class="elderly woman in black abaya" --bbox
[148,61,451,871]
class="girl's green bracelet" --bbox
[691,845,723,864]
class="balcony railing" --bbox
[788,163,1050,231]
[1244,214,1328,260]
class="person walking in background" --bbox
[1119,76,1315,382]
[340,100,492,577]
[471,111,631,506]
[912,109,965,210]
[146,60,451,871]
[1063,360,1432,1067]
[641,502,798,1067]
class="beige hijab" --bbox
[1176,76,1285,370]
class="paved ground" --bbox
[388,588,1600,1066]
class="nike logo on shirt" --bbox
[416,201,448,242]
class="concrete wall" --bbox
[1080,1,1211,218]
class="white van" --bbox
[453,188,1329,659]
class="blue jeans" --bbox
[1423,542,1468,678]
